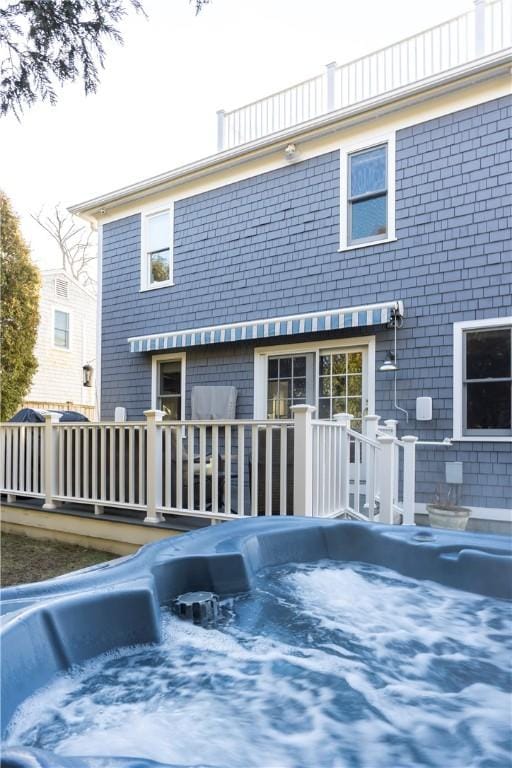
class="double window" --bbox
[454,319,512,439]
[54,309,70,350]
[260,342,371,430]
[340,135,395,250]
[142,209,172,290]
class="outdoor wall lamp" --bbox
[379,351,398,372]
[82,363,93,387]
[379,307,409,422]
[285,143,297,162]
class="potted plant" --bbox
[427,483,471,531]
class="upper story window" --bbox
[340,134,395,251]
[54,309,70,350]
[453,319,512,440]
[142,208,173,291]
[348,145,387,245]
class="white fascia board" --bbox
[69,52,511,222]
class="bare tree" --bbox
[32,206,97,291]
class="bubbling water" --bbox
[7,561,512,768]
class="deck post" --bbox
[144,409,164,524]
[291,405,316,516]
[216,109,226,152]
[377,434,395,524]
[42,413,60,510]
[474,0,485,57]
[401,435,418,525]
[325,61,337,112]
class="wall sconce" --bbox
[82,364,93,387]
[379,351,398,372]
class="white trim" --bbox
[151,352,186,419]
[453,316,512,441]
[70,55,511,222]
[253,335,376,419]
[52,305,71,352]
[140,205,174,292]
[96,224,102,419]
[339,132,396,250]
[338,237,398,253]
[416,502,512,524]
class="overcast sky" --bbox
[2,0,470,269]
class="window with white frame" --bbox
[454,320,512,439]
[260,341,372,429]
[348,144,387,245]
[319,350,364,430]
[54,309,70,349]
[156,359,183,419]
[143,209,172,289]
[267,354,315,418]
[340,136,395,250]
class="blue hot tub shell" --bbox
[1,517,511,767]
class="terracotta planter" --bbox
[427,504,471,531]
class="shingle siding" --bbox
[101,94,511,511]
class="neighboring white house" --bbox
[24,269,97,419]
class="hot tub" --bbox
[1,518,511,768]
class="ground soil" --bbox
[1,532,117,587]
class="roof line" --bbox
[69,52,511,219]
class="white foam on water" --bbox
[6,561,512,768]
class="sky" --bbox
[1,0,470,269]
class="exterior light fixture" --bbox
[379,351,398,372]
[82,363,93,387]
[285,143,297,162]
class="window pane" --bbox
[467,382,511,429]
[279,358,292,378]
[268,358,279,378]
[332,376,346,397]
[348,375,362,396]
[150,249,170,283]
[147,211,170,253]
[466,329,511,379]
[320,355,331,375]
[293,378,306,398]
[160,361,181,395]
[159,396,180,420]
[350,196,387,242]
[320,377,331,396]
[54,310,69,332]
[347,398,362,418]
[332,354,346,375]
[348,352,363,373]
[293,356,306,377]
[319,398,331,418]
[54,328,68,348]
[332,397,346,415]
[350,146,386,197]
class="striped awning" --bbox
[128,300,403,353]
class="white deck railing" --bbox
[217,0,511,150]
[0,408,417,525]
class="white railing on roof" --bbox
[0,409,417,525]
[217,0,511,150]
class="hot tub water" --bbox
[6,561,511,768]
